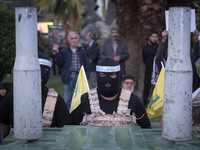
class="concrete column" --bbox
[162,7,193,141]
[14,7,42,140]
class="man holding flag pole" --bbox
[146,30,167,119]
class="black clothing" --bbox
[71,89,151,128]
[156,41,200,93]
[86,41,99,72]
[192,62,200,92]
[191,42,200,63]
[155,42,167,73]
[41,65,50,88]
[142,41,159,67]
[97,73,121,97]
[142,41,159,106]
[96,58,121,97]
[0,82,10,106]
[0,87,72,128]
[0,83,10,90]
[0,96,4,106]
[191,42,200,92]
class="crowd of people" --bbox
[0,27,200,139]
[53,27,130,110]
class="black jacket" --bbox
[142,41,159,75]
[71,89,151,128]
[86,41,99,72]
[0,87,72,127]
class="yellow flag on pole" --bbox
[70,66,90,113]
[147,67,165,118]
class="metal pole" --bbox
[162,7,193,141]
[14,7,42,140]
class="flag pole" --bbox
[81,65,90,91]
[70,66,90,113]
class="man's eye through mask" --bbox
[41,66,50,87]
[42,68,49,74]
[99,72,117,79]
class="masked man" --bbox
[0,52,72,139]
[0,82,10,106]
[71,58,151,128]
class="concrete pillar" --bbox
[14,7,42,140]
[162,7,193,141]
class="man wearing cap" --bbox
[0,52,72,139]
[99,27,129,75]
[71,58,151,128]
[122,75,143,102]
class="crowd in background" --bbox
[0,26,200,140]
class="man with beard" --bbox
[122,75,143,102]
[142,32,159,106]
[0,52,72,139]
[99,27,129,75]
[71,58,151,128]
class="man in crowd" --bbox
[191,29,200,92]
[100,27,129,75]
[71,58,151,128]
[86,31,99,88]
[151,30,168,85]
[0,52,72,139]
[156,29,200,93]
[0,82,10,106]
[122,75,143,102]
[142,32,159,106]
[53,31,87,110]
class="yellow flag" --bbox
[70,66,90,113]
[147,67,165,118]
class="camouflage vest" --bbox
[81,88,137,126]
[42,88,58,127]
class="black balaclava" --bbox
[96,58,121,97]
[38,52,51,87]
[0,82,10,93]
